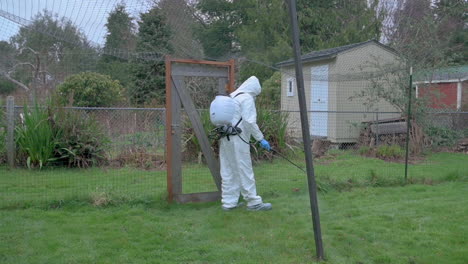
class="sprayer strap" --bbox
[232,92,245,128]
[233,92,245,98]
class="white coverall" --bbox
[219,76,265,209]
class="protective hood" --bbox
[231,76,261,97]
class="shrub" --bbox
[358,146,372,156]
[56,72,124,107]
[376,144,404,159]
[425,126,463,147]
[257,72,281,109]
[182,109,216,162]
[0,99,6,164]
[257,109,291,152]
[181,108,292,162]
[15,104,58,168]
[53,109,108,168]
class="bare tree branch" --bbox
[1,71,30,91]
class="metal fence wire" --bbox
[0,0,467,209]
[1,99,467,208]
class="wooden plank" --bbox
[170,58,231,66]
[172,76,222,192]
[174,192,221,203]
[172,63,229,78]
[166,58,183,199]
[165,56,174,202]
[371,122,407,135]
[228,59,235,93]
[6,96,15,168]
[171,82,183,195]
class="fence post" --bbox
[375,112,379,146]
[286,0,324,260]
[6,96,15,168]
[404,67,413,183]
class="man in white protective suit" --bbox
[220,76,272,211]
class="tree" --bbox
[0,41,19,94]
[297,0,382,52]
[97,4,136,90]
[195,0,383,81]
[8,11,97,99]
[129,6,173,105]
[56,72,124,107]
[159,0,204,59]
[386,0,467,68]
[433,0,467,64]
[194,0,242,59]
[102,4,136,60]
[235,0,291,81]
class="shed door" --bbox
[310,65,328,137]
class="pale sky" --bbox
[0,0,152,46]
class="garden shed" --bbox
[277,40,402,143]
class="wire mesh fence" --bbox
[0,0,467,261]
[2,99,466,208]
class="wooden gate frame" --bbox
[165,56,235,203]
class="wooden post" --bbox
[6,96,15,168]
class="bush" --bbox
[358,146,372,156]
[425,126,463,147]
[182,110,216,162]
[257,72,281,109]
[376,145,404,159]
[257,109,291,154]
[16,104,58,168]
[181,108,292,162]
[0,99,6,164]
[53,109,108,168]
[56,72,124,107]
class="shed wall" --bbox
[280,59,336,139]
[280,42,403,143]
[331,43,402,142]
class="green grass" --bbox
[0,151,467,263]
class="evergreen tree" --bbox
[297,0,382,52]
[159,0,204,59]
[98,4,136,92]
[103,4,136,60]
[130,6,173,105]
[434,0,467,64]
[195,0,383,81]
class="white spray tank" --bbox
[209,95,236,127]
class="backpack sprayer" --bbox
[209,94,306,174]
[209,94,243,141]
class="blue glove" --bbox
[260,139,271,151]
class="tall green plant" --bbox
[53,109,108,168]
[182,110,216,162]
[0,98,6,164]
[182,108,292,162]
[16,104,58,168]
[257,109,291,153]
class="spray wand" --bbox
[269,148,307,174]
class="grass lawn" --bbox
[0,151,467,263]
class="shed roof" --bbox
[414,65,468,83]
[276,39,396,67]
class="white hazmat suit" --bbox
[219,76,270,210]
